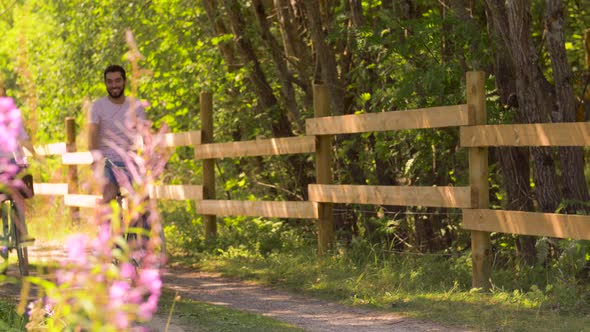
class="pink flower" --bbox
[109,280,131,307]
[113,311,130,329]
[120,262,136,279]
[138,295,159,320]
[139,269,162,295]
[0,97,21,153]
[55,269,75,285]
[65,234,90,265]
[92,223,113,256]
[127,288,144,304]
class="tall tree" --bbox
[544,0,590,213]
[504,0,562,213]
[485,0,537,263]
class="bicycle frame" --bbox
[111,188,166,269]
[102,158,166,268]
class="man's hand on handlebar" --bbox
[90,150,105,171]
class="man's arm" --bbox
[88,123,99,151]
[20,138,36,157]
[88,123,104,163]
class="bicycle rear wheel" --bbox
[0,202,10,273]
[125,214,166,268]
[10,203,29,276]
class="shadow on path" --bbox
[162,268,471,332]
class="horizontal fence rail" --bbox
[461,121,590,242]
[196,200,319,219]
[148,184,203,200]
[62,152,93,165]
[60,130,203,165]
[29,142,67,156]
[162,130,202,147]
[463,209,590,240]
[460,122,590,147]
[34,129,205,207]
[194,136,316,159]
[33,183,69,196]
[60,185,205,207]
[308,184,472,208]
[64,194,101,208]
[305,104,469,135]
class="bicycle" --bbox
[0,173,35,276]
[116,189,166,268]
[96,157,166,269]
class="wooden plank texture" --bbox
[62,152,93,165]
[30,142,67,156]
[162,130,201,147]
[196,200,319,219]
[200,92,217,239]
[308,184,472,208]
[463,209,590,240]
[460,122,590,147]
[313,83,335,254]
[148,185,203,200]
[33,183,69,196]
[64,194,102,208]
[466,71,491,289]
[194,136,316,159]
[305,104,468,135]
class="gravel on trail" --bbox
[7,242,472,332]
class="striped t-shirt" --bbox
[89,96,146,163]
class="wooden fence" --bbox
[29,71,590,288]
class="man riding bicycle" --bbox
[88,64,157,267]
[88,65,147,203]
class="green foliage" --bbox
[179,230,590,330]
[0,300,26,331]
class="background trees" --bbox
[1,0,589,263]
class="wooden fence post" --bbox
[200,91,217,241]
[313,83,334,254]
[65,117,80,224]
[466,71,491,289]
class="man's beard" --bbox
[107,87,125,98]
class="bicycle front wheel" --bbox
[10,203,29,276]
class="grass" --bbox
[159,289,303,332]
[168,247,590,332]
[0,279,304,331]
[26,196,96,241]
[0,300,26,331]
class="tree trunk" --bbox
[252,0,302,132]
[272,0,313,101]
[544,0,589,213]
[300,0,346,115]
[485,0,537,263]
[505,0,562,213]
[202,0,239,71]
[273,0,309,67]
[222,0,315,200]
[223,0,293,138]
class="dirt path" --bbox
[162,267,471,332]
[13,242,472,332]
